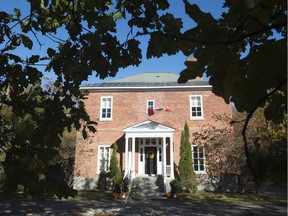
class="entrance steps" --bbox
[132,175,173,199]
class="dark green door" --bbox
[145,147,157,175]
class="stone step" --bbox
[132,176,165,198]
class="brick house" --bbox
[73,72,232,192]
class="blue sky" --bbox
[3,0,225,84]
[88,0,226,84]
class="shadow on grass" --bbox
[72,190,113,200]
[0,189,286,216]
[0,190,113,202]
[175,190,287,207]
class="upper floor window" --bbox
[190,95,203,119]
[98,146,110,173]
[147,100,154,109]
[192,145,205,172]
[100,96,112,120]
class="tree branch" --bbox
[136,21,286,46]
[30,28,44,48]
[241,78,287,189]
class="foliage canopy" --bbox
[194,112,287,192]
[0,0,286,197]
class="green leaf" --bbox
[0,12,12,22]
[113,11,122,20]
[20,19,31,33]
[183,0,214,25]
[34,107,45,115]
[47,48,56,58]
[13,8,21,18]
[264,92,287,124]
[82,128,87,139]
[98,15,116,33]
[178,60,206,83]
[28,55,40,64]
[160,13,183,35]
[20,34,33,50]
[8,54,22,63]
[147,34,164,58]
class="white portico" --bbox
[122,120,175,180]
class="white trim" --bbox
[123,121,175,178]
[100,96,113,121]
[97,145,111,174]
[169,136,174,178]
[80,85,212,91]
[147,100,155,109]
[146,100,155,114]
[138,138,162,176]
[189,95,204,120]
[192,145,206,174]
[123,120,175,134]
[138,146,144,175]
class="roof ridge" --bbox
[81,80,210,88]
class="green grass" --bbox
[179,191,287,206]
[72,190,286,207]
[0,190,112,202]
[71,190,113,200]
[0,189,286,207]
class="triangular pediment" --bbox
[123,120,175,133]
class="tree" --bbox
[174,1,286,183]
[193,124,247,192]
[57,128,77,187]
[177,0,286,124]
[109,143,122,193]
[195,112,287,193]
[0,98,79,200]
[0,0,286,197]
[178,122,197,193]
[233,109,287,191]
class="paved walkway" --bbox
[0,197,286,216]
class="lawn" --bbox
[0,187,286,207]
[176,190,287,206]
[68,188,287,207]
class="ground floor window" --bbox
[192,145,205,172]
[98,146,110,173]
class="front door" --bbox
[145,147,157,175]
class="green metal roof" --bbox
[112,72,179,83]
[81,72,211,89]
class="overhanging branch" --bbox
[136,21,286,46]
[241,78,287,188]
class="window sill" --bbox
[99,119,113,122]
[195,171,206,175]
[190,117,204,121]
[97,171,108,175]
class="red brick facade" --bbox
[74,84,232,189]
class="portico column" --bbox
[162,137,166,177]
[125,137,129,176]
[131,137,135,179]
[163,137,167,193]
[169,136,174,178]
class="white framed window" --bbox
[98,146,110,173]
[192,145,205,173]
[100,96,113,120]
[147,100,154,109]
[190,95,204,120]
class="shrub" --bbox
[170,179,181,198]
[178,122,198,193]
[109,143,123,193]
